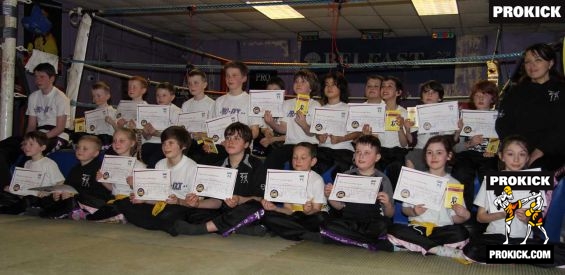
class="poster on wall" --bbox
[300,37,456,96]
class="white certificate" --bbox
[116,100,138,121]
[329,173,382,204]
[84,108,108,134]
[249,90,285,117]
[191,165,238,200]
[29,185,78,194]
[264,169,309,204]
[177,111,207,133]
[346,103,386,133]
[99,155,136,190]
[460,110,498,138]
[9,167,45,196]
[132,169,171,201]
[205,115,238,144]
[416,101,459,134]
[309,107,348,135]
[393,166,448,211]
[136,104,171,130]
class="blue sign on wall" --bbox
[300,37,456,86]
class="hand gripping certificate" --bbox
[416,101,459,134]
[205,115,238,144]
[329,173,383,204]
[264,169,309,204]
[132,169,171,201]
[9,167,45,196]
[460,110,498,138]
[177,111,207,133]
[346,103,386,133]
[84,108,108,134]
[309,107,348,136]
[137,104,171,130]
[249,90,285,117]
[392,167,448,211]
[191,165,238,200]
[116,100,138,121]
[99,155,136,185]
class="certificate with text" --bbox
[191,165,238,200]
[136,104,171,130]
[264,169,309,204]
[116,100,137,121]
[346,103,386,133]
[309,107,348,135]
[249,90,285,117]
[133,169,171,201]
[416,101,459,134]
[84,108,108,134]
[205,115,238,144]
[329,173,382,204]
[9,167,45,196]
[177,111,207,133]
[393,167,448,211]
[99,155,136,186]
[460,110,498,138]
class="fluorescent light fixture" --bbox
[247,1,305,20]
[412,0,458,16]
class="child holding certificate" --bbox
[321,135,395,251]
[182,69,215,163]
[170,122,267,237]
[261,142,327,241]
[451,80,499,208]
[264,69,321,171]
[111,75,148,129]
[463,136,561,265]
[315,71,361,174]
[405,80,457,172]
[116,126,197,232]
[87,127,146,222]
[363,76,411,189]
[388,135,470,259]
[140,82,181,168]
[91,81,116,150]
[40,136,112,219]
[0,131,64,214]
[254,76,287,157]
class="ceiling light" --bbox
[412,0,458,16]
[247,1,305,20]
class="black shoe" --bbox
[301,232,324,243]
[235,225,267,237]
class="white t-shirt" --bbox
[404,174,465,227]
[376,105,408,148]
[95,105,116,136]
[181,95,215,119]
[282,98,320,145]
[307,171,327,205]
[318,102,354,151]
[24,157,65,187]
[26,87,71,141]
[155,155,197,199]
[474,181,528,237]
[112,159,146,196]
[214,92,261,126]
[144,104,182,144]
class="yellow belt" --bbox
[410,221,437,236]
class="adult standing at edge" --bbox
[496,43,565,172]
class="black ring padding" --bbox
[2,4,16,16]
[3,27,16,39]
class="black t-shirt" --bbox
[66,159,112,207]
[217,154,266,198]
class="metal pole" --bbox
[66,12,92,129]
[0,0,18,139]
